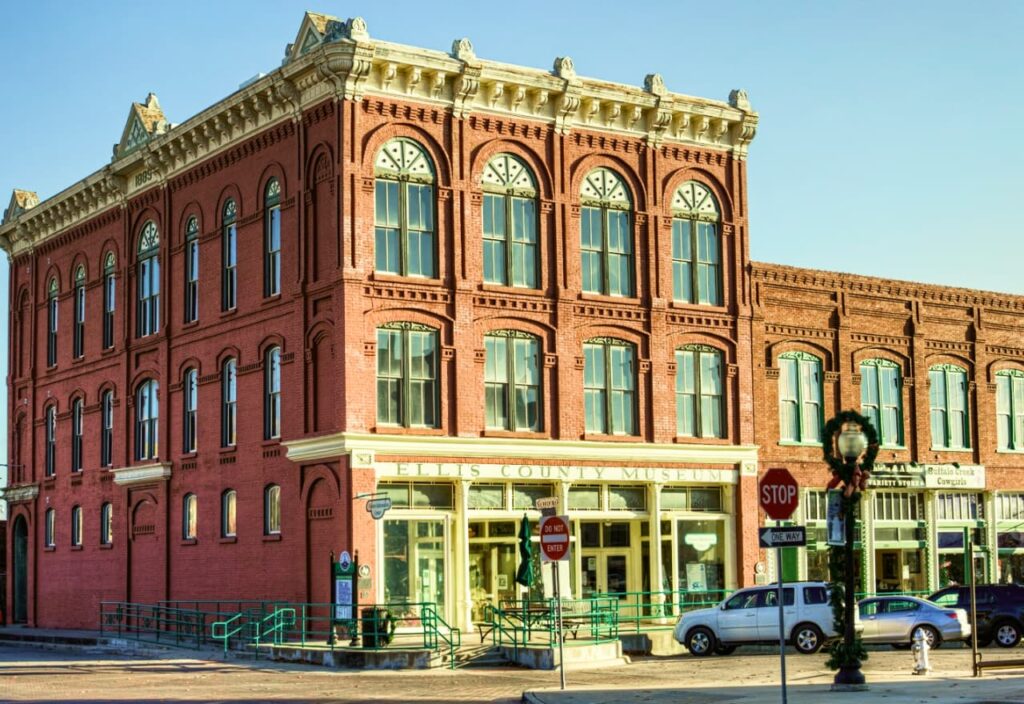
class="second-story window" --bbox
[135,379,159,461]
[73,266,86,358]
[265,347,281,439]
[265,179,281,297]
[183,493,197,540]
[374,138,436,278]
[376,322,438,428]
[222,199,237,310]
[580,168,633,297]
[482,154,538,288]
[47,278,58,367]
[997,369,1024,451]
[100,503,113,545]
[930,364,970,449]
[484,331,541,432]
[264,484,281,535]
[45,404,57,477]
[860,359,903,447]
[71,506,82,547]
[675,345,724,438]
[45,509,55,547]
[103,253,116,349]
[71,398,83,472]
[778,351,822,443]
[672,181,722,305]
[583,338,637,435]
[137,221,160,337]
[221,358,237,447]
[184,217,199,323]
[221,490,237,538]
[101,390,113,467]
[183,368,198,454]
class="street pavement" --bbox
[2,641,1024,703]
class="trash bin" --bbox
[361,607,392,648]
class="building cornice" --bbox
[0,17,757,258]
[110,462,172,486]
[0,483,40,504]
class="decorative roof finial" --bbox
[346,16,368,41]
[451,38,475,61]
[644,73,667,96]
[729,89,751,111]
[553,56,575,80]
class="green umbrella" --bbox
[515,513,533,588]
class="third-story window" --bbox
[221,490,237,538]
[376,323,438,428]
[137,221,160,337]
[671,181,722,305]
[73,266,86,358]
[47,278,58,367]
[183,368,198,454]
[71,398,83,472]
[135,379,159,461]
[103,253,116,349]
[184,217,199,323]
[583,338,637,435]
[860,359,903,446]
[45,404,56,477]
[484,331,542,432]
[482,154,538,288]
[221,359,237,447]
[265,347,281,439]
[101,390,114,467]
[264,484,281,535]
[778,351,822,443]
[222,200,238,310]
[100,502,113,545]
[997,370,1024,451]
[675,345,724,438]
[930,364,970,449]
[580,168,633,297]
[183,493,197,540]
[374,138,436,278]
[264,178,281,297]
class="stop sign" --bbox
[539,515,571,561]
[759,467,799,520]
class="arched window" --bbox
[47,278,59,367]
[376,323,438,428]
[221,200,237,310]
[481,154,538,288]
[580,168,633,297]
[71,505,82,547]
[101,390,114,467]
[996,369,1024,451]
[264,347,281,440]
[135,379,159,461]
[671,181,721,305]
[374,138,436,277]
[73,266,86,358]
[264,179,281,297]
[103,253,116,349]
[137,221,160,337]
[221,358,237,447]
[45,404,57,477]
[184,217,199,324]
[183,368,198,454]
[221,489,237,538]
[264,484,281,535]
[583,338,636,435]
[930,364,970,449]
[484,331,541,431]
[675,345,724,438]
[182,493,197,540]
[100,502,114,545]
[45,508,55,547]
[860,359,903,447]
[71,398,83,472]
[778,351,822,443]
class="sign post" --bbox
[540,514,570,691]
[760,468,801,704]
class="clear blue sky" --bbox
[1,1,1023,472]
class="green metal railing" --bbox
[100,602,217,649]
[485,597,619,651]
[421,603,461,669]
[251,608,297,652]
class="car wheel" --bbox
[792,623,824,654]
[994,621,1022,648]
[912,625,942,649]
[714,643,737,655]
[686,627,716,657]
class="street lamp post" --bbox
[834,426,867,687]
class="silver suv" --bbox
[673,582,841,656]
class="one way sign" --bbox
[758,526,807,548]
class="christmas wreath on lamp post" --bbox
[822,410,879,687]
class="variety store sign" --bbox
[376,462,737,484]
[868,463,985,490]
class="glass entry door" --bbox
[581,551,630,600]
[383,518,448,621]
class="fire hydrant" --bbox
[911,629,931,675]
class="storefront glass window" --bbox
[512,484,551,510]
[676,519,725,593]
[383,519,446,615]
[468,484,505,510]
[608,486,645,511]
[569,486,601,510]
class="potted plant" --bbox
[360,607,396,648]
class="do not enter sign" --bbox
[759,467,799,521]
[540,515,571,562]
